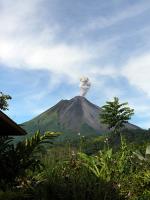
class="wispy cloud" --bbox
[81,2,150,32]
[0,0,119,84]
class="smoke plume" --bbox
[79,77,91,96]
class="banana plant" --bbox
[79,148,113,182]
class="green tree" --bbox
[100,97,134,135]
[0,92,12,111]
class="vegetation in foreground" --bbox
[0,132,150,200]
[0,94,150,199]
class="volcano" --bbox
[22,96,139,137]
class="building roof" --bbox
[0,111,27,136]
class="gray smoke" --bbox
[79,77,91,96]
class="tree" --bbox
[0,92,12,111]
[100,97,134,135]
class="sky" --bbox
[0,0,150,129]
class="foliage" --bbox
[100,97,134,135]
[1,132,150,200]
[0,131,60,189]
[31,151,120,200]
[78,138,150,199]
[17,136,148,200]
[0,92,12,110]
[79,137,132,181]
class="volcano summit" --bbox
[22,96,139,136]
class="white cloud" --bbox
[0,0,119,85]
[122,52,150,97]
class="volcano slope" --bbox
[22,96,139,139]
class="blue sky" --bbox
[0,0,150,129]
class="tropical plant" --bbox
[79,148,113,182]
[0,131,60,189]
[100,97,134,135]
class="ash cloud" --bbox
[79,77,91,97]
